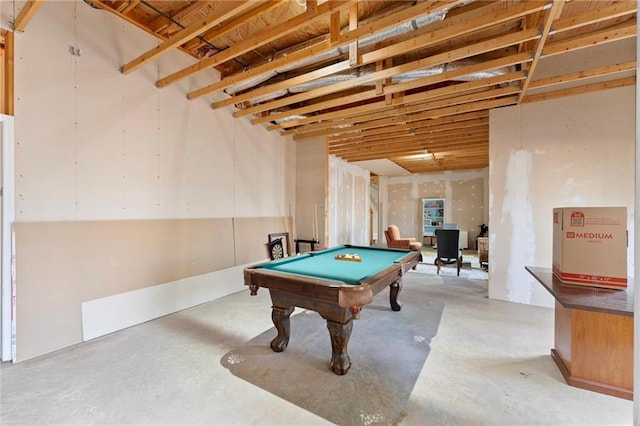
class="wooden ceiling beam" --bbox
[329,136,489,157]
[121,1,257,75]
[542,22,637,57]
[288,108,490,140]
[328,119,488,144]
[272,71,524,125]
[13,0,45,32]
[202,1,472,103]
[324,112,488,140]
[261,53,530,128]
[211,60,352,108]
[518,1,565,103]
[83,0,638,173]
[237,28,539,118]
[286,108,487,136]
[329,9,340,43]
[328,124,489,146]
[236,2,543,118]
[552,1,637,34]
[394,152,490,165]
[148,1,211,35]
[210,0,539,109]
[384,52,532,98]
[313,85,519,130]
[120,0,139,15]
[182,1,288,52]
[400,160,490,170]
[293,96,517,140]
[337,152,488,164]
[385,85,521,119]
[522,76,636,104]
[528,61,637,90]
[396,145,490,158]
[348,3,359,67]
[331,130,488,148]
[192,0,462,97]
[399,163,486,174]
[156,0,358,88]
[397,152,489,162]
[330,130,489,150]
[87,0,197,58]
[292,115,408,140]
[293,110,489,140]
[338,143,489,162]
[372,145,488,159]
[359,0,548,65]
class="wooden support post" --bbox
[348,4,359,67]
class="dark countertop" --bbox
[526,266,633,317]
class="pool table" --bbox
[244,244,421,375]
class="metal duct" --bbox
[225,71,278,95]
[225,48,342,95]
[229,3,456,97]
[271,114,309,124]
[276,48,343,73]
[287,72,365,93]
[244,89,289,104]
[357,10,447,50]
[238,59,513,107]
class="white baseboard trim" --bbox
[81,263,257,341]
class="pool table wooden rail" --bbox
[244,260,411,309]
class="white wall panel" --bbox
[75,4,136,219]
[14,2,77,221]
[117,22,164,219]
[379,169,488,246]
[11,1,297,360]
[13,1,293,222]
[295,138,325,245]
[233,114,289,217]
[489,86,635,308]
[328,155,369,246]
[0,1,15,31]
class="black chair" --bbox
[267,238,284,260]
[434,229,462,276]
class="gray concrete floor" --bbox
[0,267,633,425]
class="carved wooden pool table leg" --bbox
[327,319,353,375]
[389,280,402,311]
[270,306,295,352]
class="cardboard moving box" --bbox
[552,207,627,289]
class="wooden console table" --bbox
[526,266,633,400]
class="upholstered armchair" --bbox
[384,225,423,252]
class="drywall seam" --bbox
[501,149,535,304]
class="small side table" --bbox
[423,234,436,246]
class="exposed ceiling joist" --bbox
[190,0,463,99]
[13,0,45,32]
[78,0,637,174]
[120,1,260,75]
[156,0,359,88]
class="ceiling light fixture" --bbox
[401,149,434,160]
